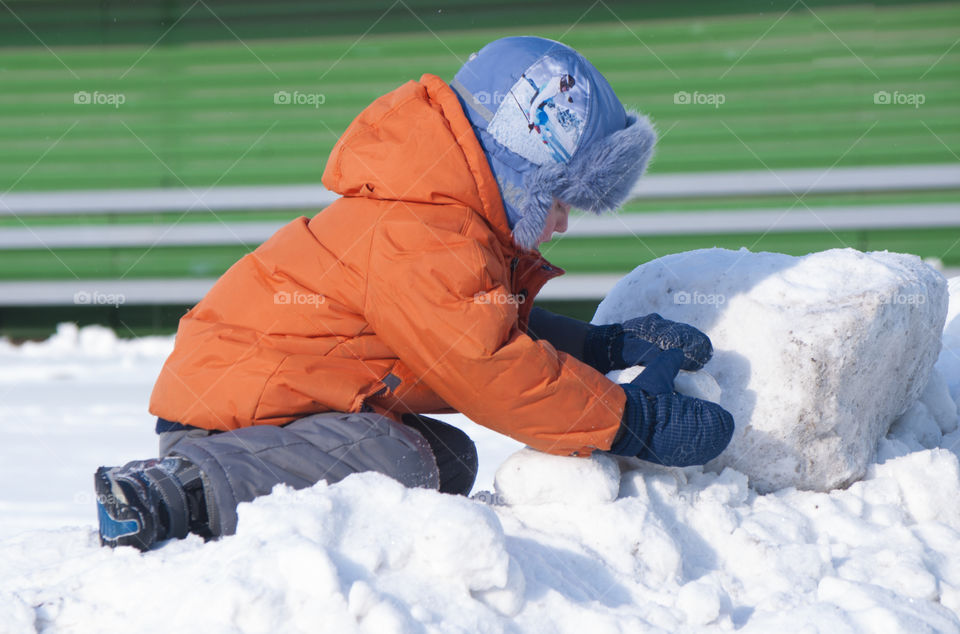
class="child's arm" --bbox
[365,221,623,457]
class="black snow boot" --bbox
[95,456,209,551]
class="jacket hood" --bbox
[450,36,657,249]
[322,74,514,248]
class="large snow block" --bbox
[594,248,948,492]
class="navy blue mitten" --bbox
[608,349,734,467]
[621,313,713,371]
[585,313,713,374]
[584,322,659,374]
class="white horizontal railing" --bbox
[629,164,960,198]
[0,221,287,249]
[1,164,957,218]
[0,279,218,306]
[0,203,957,250]
[563,204,960,237]
[0,185,340,216]
[2,270,958,306]
[0,165,956,303]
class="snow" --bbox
[0,263,959,633]
[938,276,960,412]
[0,323,172,539]
[595,248,949,493]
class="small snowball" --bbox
[607,367,722,403]
[494,448,620,506]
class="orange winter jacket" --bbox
[149,74,625,456]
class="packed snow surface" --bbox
[596,248,949,492]
[1,262,959,633]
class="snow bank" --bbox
[594,248,948,492]
[2,474,525,633]
[1,270,959,633]
[6,437,960,633]
[0,322,172,382]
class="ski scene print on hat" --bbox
[487,56,590,166]
[450,36,657,248]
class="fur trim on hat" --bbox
[512,112,657,249]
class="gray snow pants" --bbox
[159,412,477,537]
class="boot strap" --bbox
[144,466,189,539]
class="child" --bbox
[95,36,733,551]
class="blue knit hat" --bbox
[450,36,657,249]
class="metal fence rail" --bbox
[2,164,958,218]
[3,270,958,307]
[0,165,957,251]
[0,165,956,303]
[1,203,957,250]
